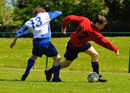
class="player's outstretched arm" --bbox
[10,36,18,49]
[48,11,62,19]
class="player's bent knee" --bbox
[57,55,61,60]
[53,54,61,61]
[57,57,61,61]
[95,53,99,57]
[93,53,99,58]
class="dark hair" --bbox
[35,7,46,14]
[93,15,107,24]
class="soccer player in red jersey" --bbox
[45,15,119,82]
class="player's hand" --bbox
[10,41,16,48]
[62,27,66,35]
[115,50,119,56]
[10,36,18,49]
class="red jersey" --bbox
[62,15,117,52]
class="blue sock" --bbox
[53,65,60,79]
[25,58,35,73]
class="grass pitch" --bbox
[0,37,129,72]
[0,37,130,93]
[0,68,130,93]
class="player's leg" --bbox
[79,42,99,75]
[25,55,37,73]
[21,38,41,81]
[51,54,62,82]
[84,46,99,74]
[52,54,61,66]
[84,46,107,82]
[60,58,73,68]
[52,58,73,81]
[21,54,37,81]
[45,41,76,81]
[60,41,77,69]
[43,40,62,82]
[45,58,73,81]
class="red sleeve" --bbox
[91,31,118,52]
[62,15,84,27]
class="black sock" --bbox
[91,62,99,75]
[49,68,53,74]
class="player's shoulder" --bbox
[81,17,90,25]
[79,16,90,22]
[66,15,80,18]
[37,12,49,17]
[32,12,50,20]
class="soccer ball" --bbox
[87,72,99,82]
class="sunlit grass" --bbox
[0,68,130,93]
[0,37,129,73]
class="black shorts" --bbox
[64,41,91,61]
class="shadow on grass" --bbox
[0,79,94,83]
[0,79,21,81]
[0,78,49,82]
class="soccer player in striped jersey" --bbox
[45,15,119,82]
[10,7,62,82]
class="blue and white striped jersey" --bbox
[15,11,62,38]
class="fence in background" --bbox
[0,32,130,37]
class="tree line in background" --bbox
[0,0,130,37]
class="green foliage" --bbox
[121,0,130,21]
[11,0,107,27]
[1,0,130,31]
[12,0,47,26]
[105,0,130,24]
[46,0,108,25]
[0,0,13,26]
